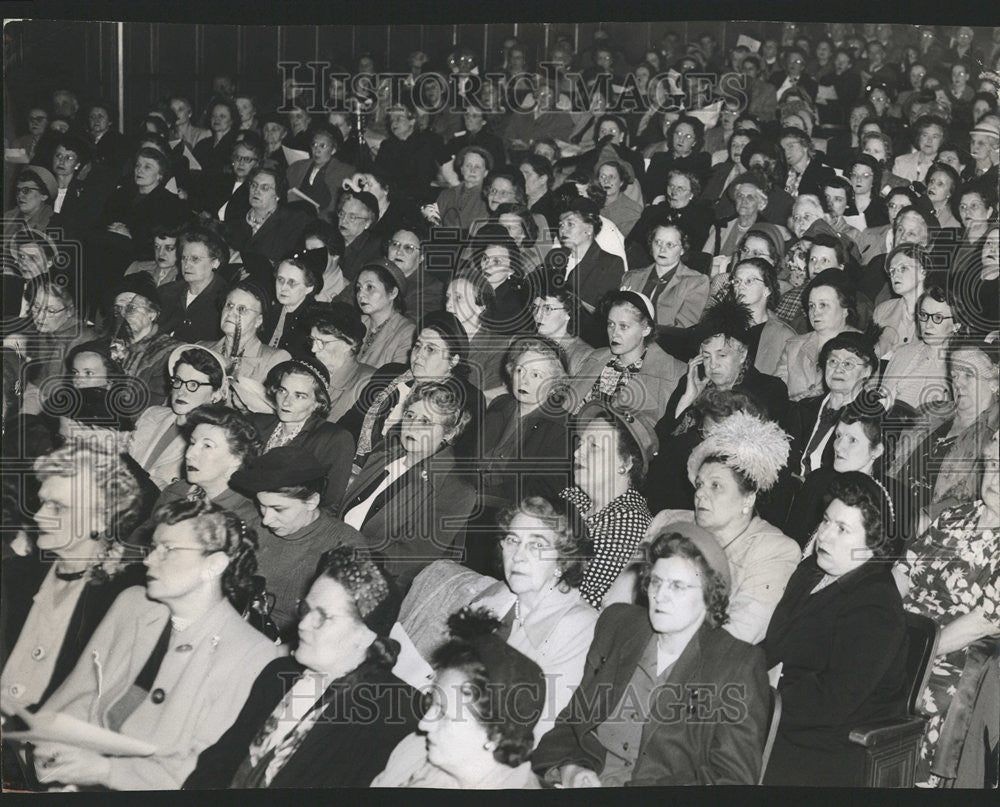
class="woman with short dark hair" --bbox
[763,472,909,786]
[374,608,546,788]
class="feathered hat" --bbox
[687,410,791,492]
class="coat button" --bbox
[8,684,23,698]
[150,688,166,704]
[31,646,46,660]
[622,742,630,751]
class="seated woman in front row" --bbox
[531,523,769,787]
[28,499,284,790]
[184,548,421,789]
[390,495,597,743]
[763,472,909,787]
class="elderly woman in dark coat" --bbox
[339,381,477,593]
[532,523,769,787]
[158,225,230,344]
[763,472,908,786]
[183,548,419,789]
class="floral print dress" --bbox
[899,500,1000,784]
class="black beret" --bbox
[229,445,330,494]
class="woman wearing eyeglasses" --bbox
[29,498,284,790]
[15,271,97,415]
[183,547,419,789]
[531,272,594,375]
[385,223,445,321]
[230,165,312,267]
[845,154,889,227]
[471,226,532,336]
[783,331,883,482]
[532,522,769,787]
[873,244,929,360]
[158,226,230,344]
[198,281,290,413]
[261,250,324,360]
[391,496,595,736]
[128,346,227,490]
[880,284,959,412]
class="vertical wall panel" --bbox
[389,25,423,71]
[486,22,516,71]
[242,26,281,107]
[421,25,454,67]
[354,25,386,68]
[317,25,353,69]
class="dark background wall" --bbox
[4,20,994,135]
[4,19,786,130]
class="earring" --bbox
[617,466,627,475]
[483,741,497,752]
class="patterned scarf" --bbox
[264,419,307,453]
[355,369,415,460]
[577,351,645,414]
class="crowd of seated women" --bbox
[2,20,999,791]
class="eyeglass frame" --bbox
[170,376,214,393]
[917,310,953,324]
[296,598,354,628]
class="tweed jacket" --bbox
[531,604,769,786]
[41,587,284,790]
[620,262,710,329]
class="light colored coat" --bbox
[620,263,710,329]
[128,406,185,489]
[755,316,798,377]
[567,342,684,423]
[41,587,284,790]
[652,512,799,645]
[357,311,417,369]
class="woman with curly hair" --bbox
[1,442,148,715]
[763,472,908,786]
[27,498,284,790]
[532,522,769,787]
[184,547,421,788]
[373,607,547,788]
[391,495,596,742]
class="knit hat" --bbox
[648,520,732,590]
[281,247,328,291]
[444,607,547,734]
[229,444,331,494]
[687,410,791,492]
[316,546,400,637]
[347,190,380,223]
